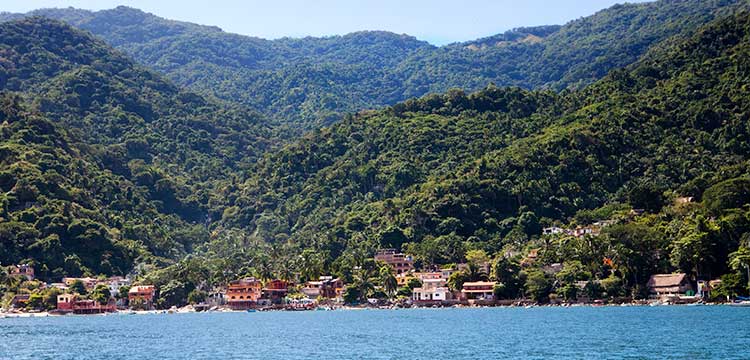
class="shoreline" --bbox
[0,301,737,319]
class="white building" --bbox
[543,227,565,235]
[107,277,131,296]
[412,279,452,302]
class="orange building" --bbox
[128,285,156,309]
[227,278,262,310]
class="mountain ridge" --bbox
[3,0,743,131]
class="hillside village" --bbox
[0,222,740,315]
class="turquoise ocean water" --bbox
[1,306,748,359]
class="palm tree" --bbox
[298,250,322,282]
[466,262,488,282]
[0,266,8,288]
[353,268,376,303]
[380,267,397,299]
[729,246,750,292]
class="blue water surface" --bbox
[1,306,748,359]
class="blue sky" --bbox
[4,0,651,45]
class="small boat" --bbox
[246,309,256,313]
[729,301,750,307]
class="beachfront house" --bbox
[301,276,343,299]
[226,278,262,310]
[375,249,414,274]
[262,279,289,304]
[647,273,694,297]
[11,294,30,308]
[128,285,156,309]
[57,293,116,314]
[207,289,227,307]
[412,278,452,302]
[461,281,497,300]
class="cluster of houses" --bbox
[4,264,158,314]
[381,249,497,304]
[53,283,156,314]
[223,278,302,310]
[211,248,500,310]
[50,278,156,314]
[3,240,729,314]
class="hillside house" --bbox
[9,264,35,281]
[63,277,99,290]
[375,249,414,274]
[543,227,565,235]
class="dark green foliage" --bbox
[702,178,750,215]
[90,283,112,304]
[0,18,269,281]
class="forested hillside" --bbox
[1,0,743,131]
[2,3,750,305]
[199,10,750,297]
[0,18,269,280]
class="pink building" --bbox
[57,294,116,314]
[375,249,414,274]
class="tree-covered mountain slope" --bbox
[0,18,271,279]
[225,10,750,278]
[1,0,743,131]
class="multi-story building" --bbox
[128,285,156,309]
[57,294,116,314]
[301,276,343,299]
[461,281,497,300]
[262,279,289,304]
[106,276,131,298]
[412,278,452,302]
[374,249,414,274]
[226,278,262,310]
